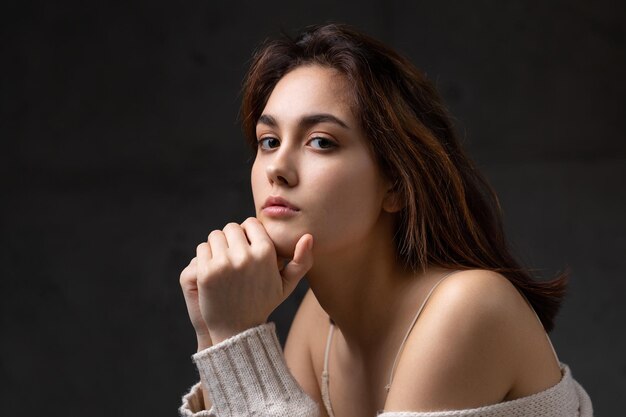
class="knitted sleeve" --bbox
[179,322,321,417]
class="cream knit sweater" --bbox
[179,323,593,417]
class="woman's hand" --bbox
[181,217,314,346]
[180,257,213,351]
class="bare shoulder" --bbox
[284,288,330,416]
[428,269,526,318]
[405,270,532,344]
[384,269,562,412]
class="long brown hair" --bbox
[240,23,567,332]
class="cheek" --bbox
[306,160,386,248]
[250,159,265,211]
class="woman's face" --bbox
[251,64,394,259]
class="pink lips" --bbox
[262,196,300,218]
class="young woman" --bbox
[178,24,593,417]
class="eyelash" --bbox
[257,137,280,150]
[309,137,337,150]
[257,136,338,151]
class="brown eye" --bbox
[309,137,337,150]
[258,137,280,150]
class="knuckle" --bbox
[242,217,257,225]
[197,260,230,289]
[259,240,274,254]
[223,222,240,233]
[179,270,188,285]
[208,229,222,239]
[253,242,273,259]
[179,261,196,285]
[196,263,216,284]
[209,257,230,274]
[196,272,211,287]
[229,252,251,269]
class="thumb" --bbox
[280,234,314,295]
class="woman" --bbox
[178,23,593,416]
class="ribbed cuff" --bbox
[192,322,319,417]
[179,382,214,416]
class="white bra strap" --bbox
[323,320,335,376]
[322,320,336,417]
[385,270,462,392]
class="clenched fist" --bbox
[180,217,314,346]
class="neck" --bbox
[306,216,423,351]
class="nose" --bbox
[266,146,298,187]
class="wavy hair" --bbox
[239,23,567,332]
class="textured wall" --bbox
[2,1,624,415]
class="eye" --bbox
[309,136,337,150]
[258,137,280,150]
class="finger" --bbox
[196,243,212,262]
[241,217,274,248]
[222,222,250,253]
[281,234,314,294]
[207,229,228,257]
[194,242,210,277]
[277,257,288,272]
[180,257,198,289]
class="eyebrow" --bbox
[257,113,350,130]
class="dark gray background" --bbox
[2,1,624,416]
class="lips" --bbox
[262,196,300,211]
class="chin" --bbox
[273,239,297,259]
[261,221,300,259]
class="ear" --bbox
[382,182,404,213]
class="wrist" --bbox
[196,334,213,352]
[209,322,266,345]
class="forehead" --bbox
[260,65,355,123]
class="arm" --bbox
[180,323,320,417]
[179,218,322,416]
[179,256,214,412]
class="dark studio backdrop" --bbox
[2,0,625,416]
